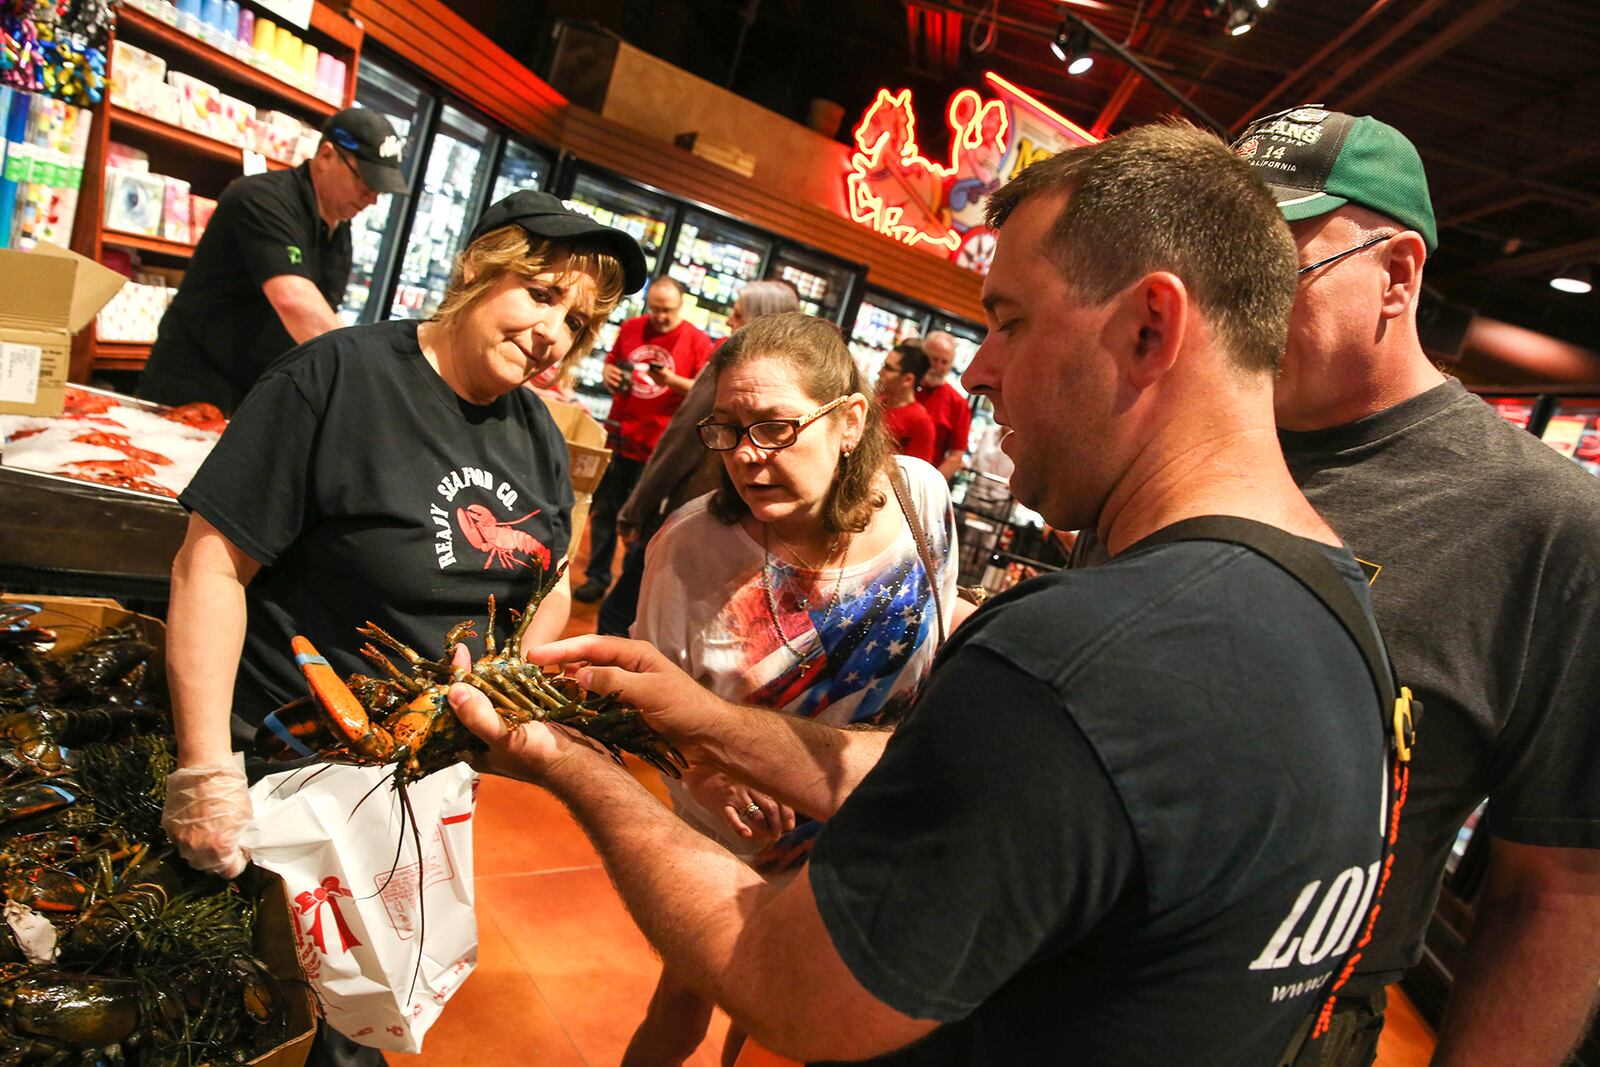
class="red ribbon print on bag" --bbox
[296,876,362,954]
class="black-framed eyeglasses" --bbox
[697,395,850,452]
[336,148,377,195]
[1298,232,1395,276]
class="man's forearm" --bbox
[279,298,341,345]
[1431,883,1600,1065]
[690,707,891,819]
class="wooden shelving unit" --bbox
[108,106,294,169]
[102,228,196,259]
[71,1,363,381]
[117,5,340,120]
[91,341,155,371]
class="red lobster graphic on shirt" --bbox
[455,505,551,571]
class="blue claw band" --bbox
[45,784,76,803]
[263,712,315,757]
[293,653,331,668]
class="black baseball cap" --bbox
[1233,107,1437,252]
[321,107,409,195]
[469,190,650,294]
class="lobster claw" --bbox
[291,637,396,761]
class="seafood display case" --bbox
[1537,395,1600,477]
[0,386,218,600]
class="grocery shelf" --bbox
[91,340,154,371]
[102,229,196,258]
[109,106,292,170]
[117,4,339,120]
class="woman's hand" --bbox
[683,765,796,842]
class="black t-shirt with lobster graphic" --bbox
[181,318,574,742]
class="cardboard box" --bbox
[538,395,611,550]
[0,593,315,1067]
[0,243,124,416]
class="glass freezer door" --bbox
[766,243,861,324]
[847,293,929,378]
[339,57,430,325]
[492,140,552,203]
[666,210,772,342]
[1540,398,1600,477]
[563,171,679,419]
[389,105,496,321]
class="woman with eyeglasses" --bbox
[623,312,957,1066]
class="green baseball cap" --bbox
[1233,107,1437,252]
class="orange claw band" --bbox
[292,636,396,759]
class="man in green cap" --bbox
[1236,107,1600,1067]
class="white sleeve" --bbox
[630,511,698,676]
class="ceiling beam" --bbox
[1438,192,1537,228]
[1416,146,1600,212]
[1302,0,1452,104]
[1090,0,1194,137]
[1447,235,1600,280]
[1229,0,1398,131]
[1334,0,1525,111]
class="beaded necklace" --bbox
[761,526,849,660]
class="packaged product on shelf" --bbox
[255,109,303,161]
[103,166,167,235]
[4,92,91,251]
[161,175,192,243]
[190,193,217,240]
[105,140,151,171]
[167,71,223,140]
[217,94,255,148]
[109,40,168,106]
[291,128,319,166]
[95,278,175,342]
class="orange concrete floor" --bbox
[384,539,1436,1066]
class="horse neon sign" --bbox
[845,73,1098,273]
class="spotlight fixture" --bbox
[1550,265,1594,294]
[1066,27,1094,75]
[1049,19,1071,62]
[1254,0,1270,8]
[1226,3,1257,35]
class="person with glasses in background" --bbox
[1234,107,1600,1067]
[139,108,408,413]
[615,311,957,1066]
[876,341,937,464]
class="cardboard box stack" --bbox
[0,244,125,416]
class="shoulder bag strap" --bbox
[889,464,947,646]
[1124,515,1416,1055]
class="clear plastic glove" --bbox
[162,752,253,878]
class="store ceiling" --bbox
[461,0,1600,352]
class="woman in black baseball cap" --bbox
[160,193,647,902]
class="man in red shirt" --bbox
[574,277,713,603]
[877,342,937,464]
[915,331,974,480]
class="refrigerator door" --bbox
[491,139,553,202]
[339,57,431,325]
[766,242,862,324]
[1539,397,1600,477]
[389,104,496,321]
[847,291,930,377]
[563,171,679,421]
[666,209,773,342]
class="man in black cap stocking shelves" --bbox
[139,107,409,412]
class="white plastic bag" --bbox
[241,762,478,1053]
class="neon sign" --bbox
[845,73,1098,273]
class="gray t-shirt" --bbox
[1280,379,1600,988]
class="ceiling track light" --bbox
[1066,27,1094,75]
[1226,3,1258,35]
[1550,264,1593,294]
[1050,18,1071,62]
